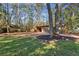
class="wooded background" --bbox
[0,3,79,34]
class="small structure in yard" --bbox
[0,24,21,33]
[31,25,49,32]
[36,25,49,32]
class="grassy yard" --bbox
[0,36,79,56]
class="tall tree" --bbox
[54,4,59,34]
[6,3,10,33]
[16,3,20,28]
[46,3,53,36]
[34,4,45,27]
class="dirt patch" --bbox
[0,32,49,37]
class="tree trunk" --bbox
[16,3,20,28]
[59,4,63,34]
[6,3,10,33]
[46,3,53,36]
[69,11,73,33]
[55,4,59,34]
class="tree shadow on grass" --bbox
[0,36,45,56]
[36,34,77,42]
[36,34,79,56]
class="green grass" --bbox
[0,36,79,56]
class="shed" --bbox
[36,25,49,32]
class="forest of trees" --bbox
[0,3,79,35]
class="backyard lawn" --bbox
[0,36,79,56]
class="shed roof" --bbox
[36,25,49,28]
